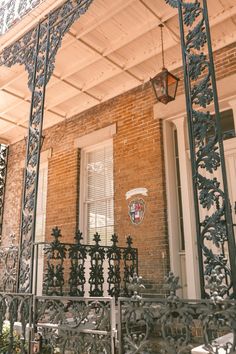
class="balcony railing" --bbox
[0,0,43,35]
[0,273,235,354]
[0,228,139,301]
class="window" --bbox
[80,140,114,245]
[207,109,235,141]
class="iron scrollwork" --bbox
[39,228,138,299]
[0,234,18,292]
[88,233,105,297]
[0,0,94,293]
[0,0,42,36]
[68,230,87,297]
[107,234,121,299]
[0,144,8,241]
[123,236,138,296]
[119,272,236,354]
[44,227,67,296]
[165,0,236,297]
[34,296,114,354]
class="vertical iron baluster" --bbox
[88,233,105,296]
[44,227,66,296]
[107,234,121,300]
[123,236,137,296]
[68,230,86,297]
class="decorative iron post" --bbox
[0,0,94,293]
[0,144,8,242]
[165,0,236,297]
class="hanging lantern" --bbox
[150,24,179,104]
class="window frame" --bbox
[79,138,114,245]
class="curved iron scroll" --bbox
[165,0,236,297]
[0,0,94,293]
[42,229,138,299]
[68,230,87,297]
[0,144,8,241]
[119,273,236,354]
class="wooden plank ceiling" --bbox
[0,0,236,144]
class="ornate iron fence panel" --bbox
[0,292,32,354]
[33,295,116,354]
[165,0,236,297]
[118,272,236,354]
[0,235,18,292]
[0,144,8,242]
[39,228,138,300]
[118,296,236,354]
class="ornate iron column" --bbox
[165,0,236,297]
[0,144,8,242]
[0,0,94,293]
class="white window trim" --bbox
[74,124,116,149]
[79,138,114,244]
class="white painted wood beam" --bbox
[58,10,178,79]
[102,11,177,57]
[69,35,143,84]
[0,71,26,91]
[139,0,180,43]
[0,87,66,119]
[75,0,137,39]
[0,113,27,129]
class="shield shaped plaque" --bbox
[128,198,145,225]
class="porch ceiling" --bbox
[0,0,236,144]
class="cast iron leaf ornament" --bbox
[164,271,182,300]
[164,0,236,297]
[68,230,87,297]
[107,234,121,299]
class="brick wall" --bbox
[2,82,168,290]
[2,41,236,290]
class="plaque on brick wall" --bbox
[128,199,145,225]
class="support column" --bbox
[165,0,236,297]
[0,144,8,243]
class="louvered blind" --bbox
[84,142,114,245]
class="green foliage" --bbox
[0,324,22,354]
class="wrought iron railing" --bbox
[0,272,235,354]
[118,273,236,354]
[34,295,116,354]
[0,293,115,354]
[0,0,43,36]
[36,228,138,300]
[118,297,236,354]
[0,236,18,292]
[0,228,138,300]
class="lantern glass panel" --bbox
[153,76,167,99]
[167,73,178,99]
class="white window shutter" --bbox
[82,141,114,245]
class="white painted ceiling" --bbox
[0,0,236,144]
